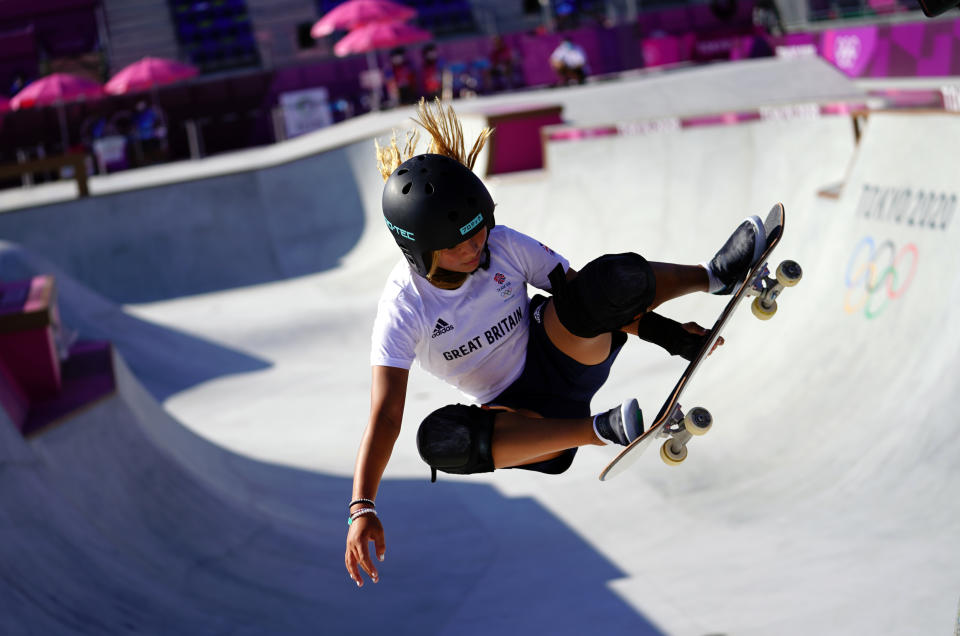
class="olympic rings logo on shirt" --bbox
[843,236,919,319]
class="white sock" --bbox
[700,262,723,293]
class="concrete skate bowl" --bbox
[0,242,274,401]
[0,56,860,306]
[0,138,380,304]
[499,109,960,635]
[0,115,666,636]
[0,230,657,636]
[0,346,663,635]
[1,65,959,635]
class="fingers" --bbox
[358,543,380,584]
[683,322,707,336]
[346,544,379,587]
[374,534,386,563]
[681,322,725,356]
[345,550,364,588]
[345,524,385,588]
[709,335,725,356]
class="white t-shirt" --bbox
[371,225,569,403]
[550,41,587,68]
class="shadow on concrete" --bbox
[1,241,272,400]
[105,315,272,402]
[0,356,662,635]
[1,401,664,636]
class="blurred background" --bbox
[2,2,960,635]
[1,0,953,185]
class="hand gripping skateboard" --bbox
[599,203,801,481]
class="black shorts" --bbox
[486,294,628,473]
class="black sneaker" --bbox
[703,215,765,295]
[593,399,644,446]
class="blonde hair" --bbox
[426,251,470,289]
[377,99,494,290]
[376,98,493,182]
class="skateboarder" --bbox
[345,99,767,587]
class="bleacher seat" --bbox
[167,0,259,72]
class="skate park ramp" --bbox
[2,57,960,635]
[0,55,862,304]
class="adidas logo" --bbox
[431,318,455,338]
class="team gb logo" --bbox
[494,272,512,299]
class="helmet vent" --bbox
[401,182,412,194]
[424,183,435,195]
[397,169,408,176]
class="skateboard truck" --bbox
[599,203,800,480]
[655,260,800,466]
[745,260,802,321]
[658,403,713,465]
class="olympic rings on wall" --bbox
[843,236,919,319]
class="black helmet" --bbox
[382,154,495,277]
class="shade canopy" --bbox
[10,73,103,109]
[105,57,199,94]
[333,21,431,56]
[311,0,416,38]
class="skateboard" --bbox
[599,203,801,481]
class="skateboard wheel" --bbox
[776,260,802,287]
[751,297,777,320]
[684,407,712,436]
[660,440,687,465]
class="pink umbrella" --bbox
[10,73,103,110]
[105,57,198,95]
[333,21,431,112]
[311,0,416,38]
[10,73,104,151]
[333,21,431,56]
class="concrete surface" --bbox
[0,56,864,303]
[1,57,958,635]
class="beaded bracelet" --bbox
[348,498,375,509]
[347,508,378,526]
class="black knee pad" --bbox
[549,253,657,338]
[417,404,496,480]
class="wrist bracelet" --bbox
[347,508,378,526]
[348,498,375,509]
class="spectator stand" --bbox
[169,0,260,73]
[0,27,38,100]
[159,70,273,158]
[0,1,101,90]
[414,0,478,37]
[633,0,761,68]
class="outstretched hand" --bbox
[345,514,386,588]
[681,322,724,358]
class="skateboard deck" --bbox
[599,203,800,481]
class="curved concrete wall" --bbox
[0,145,371,303]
